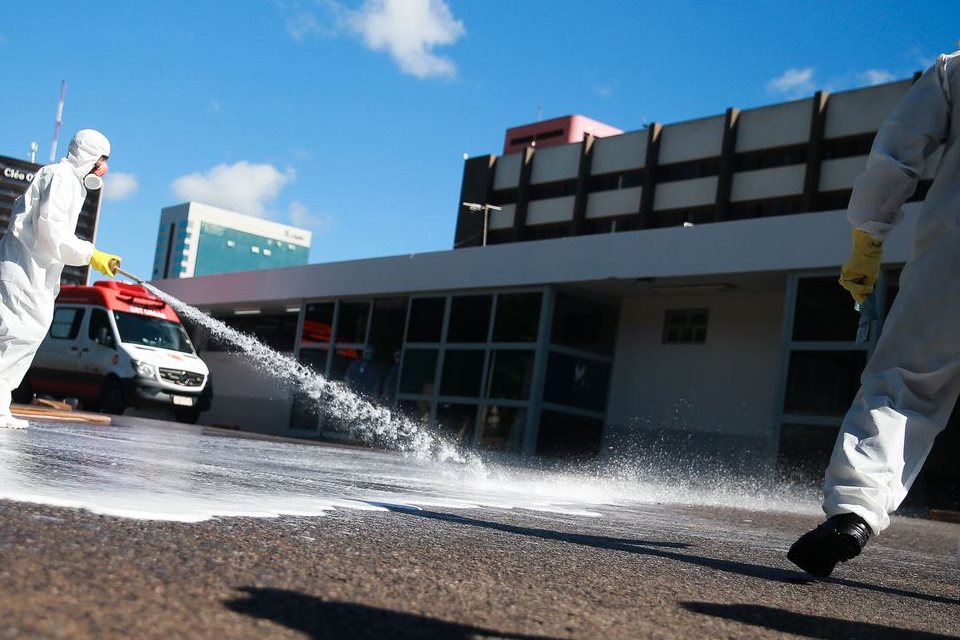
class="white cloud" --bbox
[768,64,905,99]
[103,172,138,202]
[287,12,327,42]
[822,68,904,93]
[857,69,896,86]
[594,84,614,99]
[766,67,816,97]
[171,162,295,217]
[287,200,333,232]
[346,0,465,79]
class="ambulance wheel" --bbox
[100,378,127,415]
[173,408,200,424]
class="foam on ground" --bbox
[0,420,820,522]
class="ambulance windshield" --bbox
[113,311,195,354]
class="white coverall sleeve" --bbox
[847,54,955,240]
[35,173,95,267]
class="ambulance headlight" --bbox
[133,361,157,379]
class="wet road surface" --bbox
[0,418,957,639]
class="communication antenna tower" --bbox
[49,80,67,163]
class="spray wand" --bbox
[108,259,145,285]
[854,295,878,343]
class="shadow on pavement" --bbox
[384,506,959,606]
[224,586,562,640]
[372,502,689,551]
[682,602,957,639]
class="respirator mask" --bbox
[83,173,103,190]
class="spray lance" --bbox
[108,259,145,285]
[854,294,878,344]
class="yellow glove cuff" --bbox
[90,249,121,278]
[851,228,883,260]
[839,229,883,303]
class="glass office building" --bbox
[193,223,309,276]
[153,202,311,279]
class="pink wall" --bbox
[503,115,622,154]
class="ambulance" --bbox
[14,280,212,423]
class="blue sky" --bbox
[0,1,957,281]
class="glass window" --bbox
[208,313,297,352]
[87,308,115,348]
[536,410,604,458]
[50,307,84,340]
[398,398,431,423]
[478,405,526,452]
[662,309,708,344]
[301,302,334,346]
[192,223,309,277]
[381,350,402,407]
[436,402,477,445]
[368,298,408,368]
[406,297,446,342]
[440,349,485,397]
[792,277,860,342]
[336,301,370,344]
[343,354,385,400]
[329,348,360,382]
[113,312,194,354]
[486,350,535,400]
[298,347,329,376]
[399,348,438,395]
[289,349,328,431]
[543,352,611,412]
[447,295,492,343]
[551,293,618,354]
[493,292,542,342]
[784,350,866,416]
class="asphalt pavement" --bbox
[0,418,957,639]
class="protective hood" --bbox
[65,129,111,179]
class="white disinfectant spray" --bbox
[113,268,476,466]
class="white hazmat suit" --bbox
[823,51,960,534]
[0,129,110,428]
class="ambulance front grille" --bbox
[159,368,205,387]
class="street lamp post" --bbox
[462,202,502,246]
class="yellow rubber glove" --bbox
[839,228,883,303]
[90,249,122,278]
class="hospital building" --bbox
[159,74,958,510]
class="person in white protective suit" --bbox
[0,129,122,429]
[787,52,960,578]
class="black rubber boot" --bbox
[787,513,872,579]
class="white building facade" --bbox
[153,202,311,279]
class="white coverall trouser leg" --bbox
[0,278,54,415]
[823,228,960,535]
